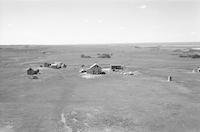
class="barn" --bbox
[86,63,103,74]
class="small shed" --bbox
[168,76,172,82]
[44,62,51,67]
[50,62,66,69]
[193,66,200,73]
[27,68,39,75]
[86,63,103,74]
[197,67,200,72]
[110,65,123,71]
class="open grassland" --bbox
[0,44,200,132]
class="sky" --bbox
[0,0,200,45]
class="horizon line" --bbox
[0,41,200,46]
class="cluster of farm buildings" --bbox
[26,61,126,79]
[26,51,200,80]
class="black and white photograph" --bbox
[0,0,200,131]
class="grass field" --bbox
[0,44,200,132]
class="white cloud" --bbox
[83,19,89,23]
[97,19,103,23]
[7,24,13,27]
[190,32,196,36]
[119,26,126,30]
[138,5,147,9]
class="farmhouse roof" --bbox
[89,63,100,69]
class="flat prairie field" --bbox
[0,44,200,132]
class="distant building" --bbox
[193,66,200,73]
[197,67,200,72]
[27,68,39,75]
[110,65,123,71]
[79,69,86,73]
[44,62,51,67]
[86,63,103,74]
[49,62,66,69]
[168,76,172,82]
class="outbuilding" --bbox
[49,62,66,69]
[110,65,123,71]
[44,62,51,67]
[27,68,39,75]
[86,63,103,74]
[197,67,200,72]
